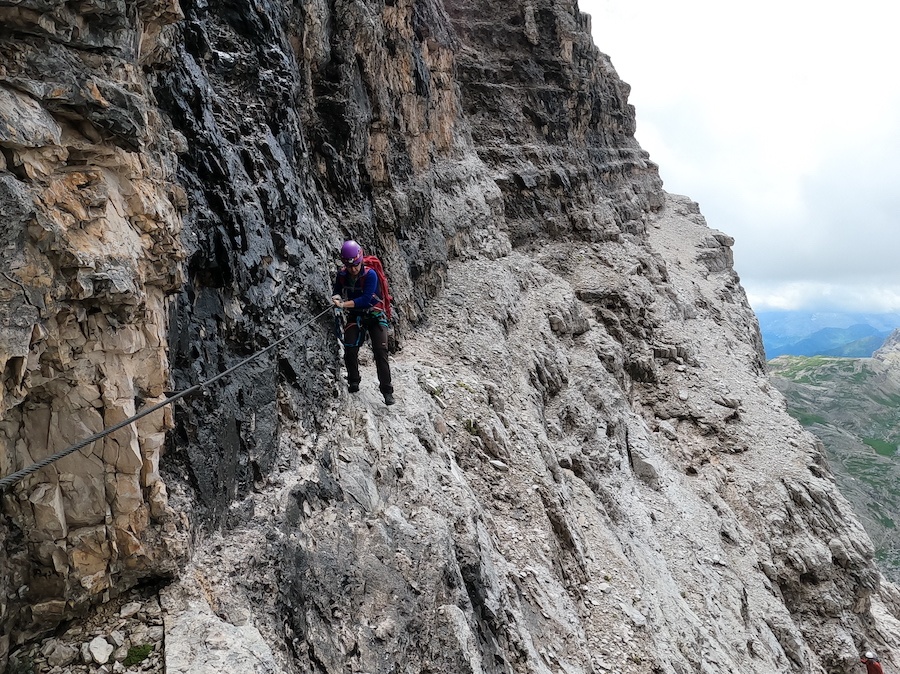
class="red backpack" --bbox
[363,255,393,321]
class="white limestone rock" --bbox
[88,636,114,665]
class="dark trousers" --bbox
[343,315,392,394]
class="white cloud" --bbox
[746,282,900,314]
[579,0,900,312]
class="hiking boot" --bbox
[348,382,360,393]
[383,392,395,406]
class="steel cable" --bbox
[0,306,333,492]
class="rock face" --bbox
[874,328,900,368]
[1,1,899,673]
[0,0,188,656]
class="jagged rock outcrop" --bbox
[1,1,899,673]
[874,328,900,369]
[769,330,900,581]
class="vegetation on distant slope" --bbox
[769,354,900,580]
[865,438,897,458]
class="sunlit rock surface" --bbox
[0,0,188,656]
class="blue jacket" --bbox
[333,266,384,313]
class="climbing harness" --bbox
[0,306,334,492]
[339,313,367,348]
[335,305,393,346]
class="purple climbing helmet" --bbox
[340,240,363,266]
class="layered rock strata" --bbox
[0,1,898,673]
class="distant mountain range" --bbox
[757,310,900,358]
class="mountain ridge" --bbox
[758,310,900,358]
[1,1,899,672]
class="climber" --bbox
[861,651,884,674]
[332,240,395,405]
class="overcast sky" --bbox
[578,0,900,313]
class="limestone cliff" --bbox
[0,0,187,652]
[1,1,898,673]
[875,329,900,369]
